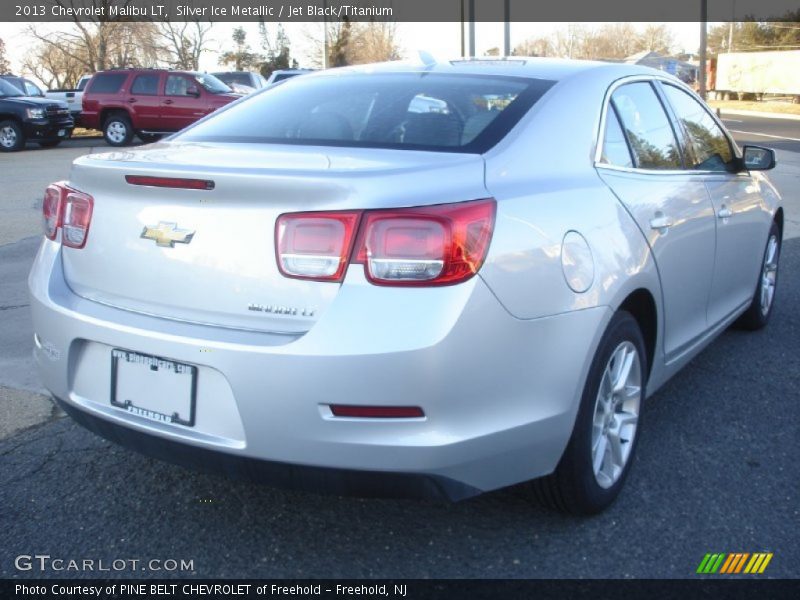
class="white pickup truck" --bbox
[45,74,92,122]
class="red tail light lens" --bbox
[275,200,495,285]
[62,190,94,249]
[42,184,64,240]
[355,199,496,286]
[275,211,360,281]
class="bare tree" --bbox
[0,38,11,73]
[637,24,675,55]
[218,26,262,70]
[512,37,554,57]
[22,42,85,88]
[158,20,214,70]
[25,1,165,73]
[306,20,399,68]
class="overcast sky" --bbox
[0,21,707,84]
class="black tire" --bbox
[533,311,647,515]
[103,113,134,147]
[735,220,781,331]
[137,132,162,144]
[37,139,62,148]
[0,119,25,152]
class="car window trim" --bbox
[595,74,740,176]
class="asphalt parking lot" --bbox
[1,115,798,579]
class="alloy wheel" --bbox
[0,125,17,148]
[760,234,779,316]
[591,341,642,489]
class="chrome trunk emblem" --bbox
[141,222,195,247]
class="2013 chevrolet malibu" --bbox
[29,59,782,514]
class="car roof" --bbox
[313,57,667,83]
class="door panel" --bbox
[704,175,767,325]
[128,73,163,130]
[600,170,716,358]
[162,74,209,131]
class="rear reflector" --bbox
[276,211,361,282]
[125,175,215,190]
[329,405,425,419]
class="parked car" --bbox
[1,74,46,97]
[45,74,92,123]
[211,71,267,94]
[81,69,240,146]
[0,78,74,151]
[265,69,314,86]
[30,59,782,514]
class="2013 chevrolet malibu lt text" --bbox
[28,58,782,514]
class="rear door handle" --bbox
[127,98,137,103]
[163,99,174,105]
[718,207,733,219]
[649,215,673,230]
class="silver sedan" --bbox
[28,58,782,514]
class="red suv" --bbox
[82,69,240,146]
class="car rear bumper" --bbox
[29,238,611,497]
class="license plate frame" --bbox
[110,349,197,427]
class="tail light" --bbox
[275,211,360,281]
[43,184,64,240]
[275,199,495,286]
[42,182,94,249]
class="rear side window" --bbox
[131,74,160,95]
[599,106,634,168]
[662,84,734,171]
[87,73,127,94]
[177,72,554,153]
[611,82,682,170]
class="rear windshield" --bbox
[177,72,554,153]
[88,73,127,94]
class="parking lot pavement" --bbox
[1,122,799,578]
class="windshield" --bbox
[177,72,554,153]
[213,72,250,86]
[0,79,24,97]
[192,73,231,94]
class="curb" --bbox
[717,109,800,122]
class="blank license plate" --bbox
[111,349,197,426]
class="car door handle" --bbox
[718,207,733,219]
[649,215,673,230]
[163,99,174,105]
[127,98,137,103]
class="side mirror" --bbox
[186,85,201,98]
[742,145,776,171]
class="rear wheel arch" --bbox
[101,107,131,127]
[617,288,657,382]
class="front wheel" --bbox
[533,311,646,515]
[0,119,25,152]
[103,113,133,146]
[735,221,781,331]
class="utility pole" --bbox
[468,0,476,57]
[460,0,465,57]
[699,0,708,99]
[322,0,328,68]
[503,0,511,56]
[728,0,736,51]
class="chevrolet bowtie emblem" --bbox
[141,222,195,247]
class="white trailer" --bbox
[712,50,800,102]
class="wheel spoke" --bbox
[612,348,634,393]
[607,430,625,469]
[593,434,608,474]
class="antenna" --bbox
[417,50,437,68]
